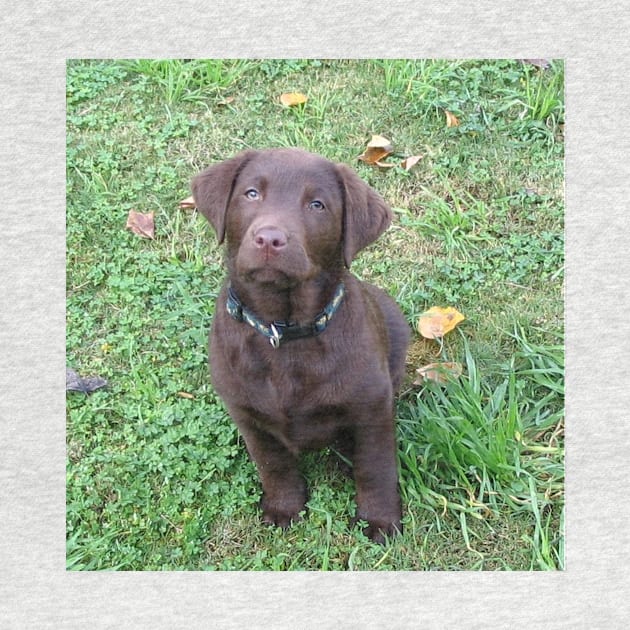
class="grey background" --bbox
[1,0,628,627]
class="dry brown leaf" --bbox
[417,306,465,339]
[401,155,422,171]
[125,210,155,239]
[358,134,394,165]
[280,92,308,107]
[359,147,391,164]
[177,391,195,399]
[522,58,550,69]
[414,362,463,385]
[179,195,197,210]
[445,110,460,128]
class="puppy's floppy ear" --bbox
[336,163,392,268]
[191,150,257,243]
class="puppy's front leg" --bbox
[351,411,402,544]
[231,411,307,528]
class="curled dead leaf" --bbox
[125,210,155,239]
[417,306,465,339]
[444,110,460,128]
[177,391,195,399]
[358,134,394,165]
[280,92,308,107]
[359,148,391,165]
[414,362,463,385]
[179,196,197,209]
[400,155,422,171]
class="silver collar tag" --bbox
[269,324,282,349]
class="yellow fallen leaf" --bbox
[280,92,308,107]
[417,306,465,339]
[414,362,463,385]
[445,110,460,127]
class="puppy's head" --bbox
[192,149,392,281]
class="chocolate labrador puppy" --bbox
[192,148,410,542]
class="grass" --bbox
[66,58,564,570]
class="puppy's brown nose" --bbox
[253,227,287,252]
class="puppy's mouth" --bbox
[243,266,297,287]
[235,242,316,288]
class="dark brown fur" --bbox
[192,148,410,542]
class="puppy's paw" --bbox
[363,520,402,544]
[353,514,402,544]
[260,494,305,529]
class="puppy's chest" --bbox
[241,349,334,411]
[232,344,348,444]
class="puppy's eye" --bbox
[245,189,260,200]
[308,200,325,211]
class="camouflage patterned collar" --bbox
[226,283,345,349]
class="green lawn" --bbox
[66,58,564,570]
